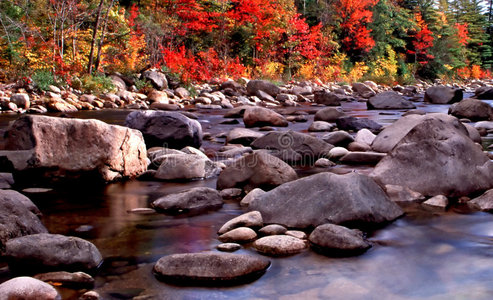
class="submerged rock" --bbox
[253,235,307,256]
[249,172,403,229]
[153,252,270,284]
[309,224,371,256]
[367,91,415,109]
[243,107,288,128]
[336,116,382,133]
[152,187,223,214]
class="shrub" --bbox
[72,74,115,94]
[31,69,56,91]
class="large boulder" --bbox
[248,172,403,229]
[5,233,103,274]
[154,154,220,180]
[0,277,60,300]
[226,128,264,146]
[243,107,288,128]
[309,224,371,256]
[371,114,493,197]
[0,190,47,254]
[314,91,342,106]
[153,252,270,284]
[0,115,147,184]
[246,80,281,98]
[314,107,347,122]
[424,86,462,104]
[142,70,168,90]
[371,113,476,153]
[125,110,203,149]
[152,187,223,214]
[448,98,493,121]
[352,82,376,98]
[251,130,333,164]
[336,116,382,133]
[474,86,493,99]
[217,151,297,191]
[367,91,416,109]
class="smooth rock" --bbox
[309,224,371,256]
[247,80,281,98]
[243,107,288,128]
[347,141,371,152]
[34,271,94,287]
[218,211,263,234]
[449,98,493,121]
[219,188,243,199]
[354,129,376,146]
[352,82,375,98]
[0,276,60,300]
[218,227,257,243]
[308,121,335,132]
[258,224,287,236]
[240,188,266,206]
[336,116,382,133]
[385,185,425,203]
[253,235,307,256]
[155,154,220,180]
[249,172,403,229]
[321,131,354,146]
[142,70,168,90]
[152,187,223,214]
[314,107,347,122]
[226,128,264,145]
[314,91,342,106]
[314,158,335,168]
[424,86,462,104]
[153,252,270,284]
[468,189,493,211]
[11,93,30,109]
[367,91,415,109]
[422,195,449,209]
[217,243,241,252]
[339,152,386,164]
[328,147,349,159]
[285,230,307,240]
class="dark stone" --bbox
[152,187,223,214]
[336,116,382,133]
[309,224,371,256]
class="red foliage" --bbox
[455,23,469,46]
[408,13,434,65]
[337,0,378,53]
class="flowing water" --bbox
[1,96,493,299]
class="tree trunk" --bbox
[87,0,105,74]
[95,0,115,72]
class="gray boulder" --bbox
[424,86,462,104]
[253,235,307,256]
[321,131,354,146]
[1,115,147,184]
[0,277,60,300]
[243,107,288,128]
[5,233,103,273]
[247,80,281,98]
[251,130,333,164]
[314,91,342,106]
[218,211,263,234]
[153,252,270,284]
[448,98,493,121]
[309,224,371,256]
[154,154,220,180]
[142,70,168,90]
[468,189,493,212]
[125,110,203,149]
[371,114,493,197]
[216,151,297,191]
[314,107,347,122]
[0,190,47,253]
[367,91,416,109]
[152,187,223,214]
[249,172,403,229]
[474,86,493,99]
[226,128,264,146]
[336,116,382,133]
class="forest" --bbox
[1,0,493,89]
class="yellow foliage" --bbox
[366,45,398,84]
[255,61,284,80]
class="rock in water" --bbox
[0,277,60,300]
[468,189,493,212]
[5,233,103,274]
[424,86,462,104]
[371,114,493,197]
[0,190,47,254]
[367,91,416,109]
[243,107,288,128]
[309,224,371,256]
[448,98,493,121]
[125,110,203,149]
[336,116,382,133]
[313,91,342,106]
[0,115,147,184]
[152,187,223,214]
[248,172,403,229]
[217,151,297,191]
[218,211,263,234]
[253,235,307,256]
[246,80,281,97]
[153,252,270,284]
[251,130,333,164]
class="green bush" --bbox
[31,69,55,91]
[72,74,115,94]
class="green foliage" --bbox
[134,78,153,92]
[31,70,56,91]
[72,74,115,94]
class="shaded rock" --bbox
[249,172,403,229]
[0,277,60,300]
[125,110,203,149]
[153,252,270,284]
[218,211,263,234]
[217,243,241,252]
[309,224,371,256]
[347,141,371,152]
[475,121,493,130]
[0,190,47,253]
[308,121,335,132]
[142,70,168,90]
[253,235,307,256]
[251,130,333,164]
[243,107,288,128]
[403,109,426,116]
[1,115,147,184]
[468,189,493,211]
[463,123,481,144]
[285,230,307,240]
[226,128,264,146]
[175,87,190,99]
[474,86,493,99]
[423,195,448,209]
[328,147,349,159]
[240,188,266,207]
[314,107,347,122]
[147,90,169,103]
[371,114,493,197]
[258,224,287,236]
[155,154,220,180]
[424,86,462,104]
[224,106,250,118]
[336,116,382,133]
[321,131,354,146]
[218,227,257,243]
[314,158,335,168]
[385,185,425,203]
[314,91,342,106]
[152,187,222,214]
[247,80,281,98]
[11,93,30,109]
[449,98,493,121]
[219,188,242,199]
[217,151,297,191]
[80,291,100,300]
[34,271,94,288]
[352,82,375,98]
[339,152,386,164]
[5,233,103,273]
[367,91,415,109]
